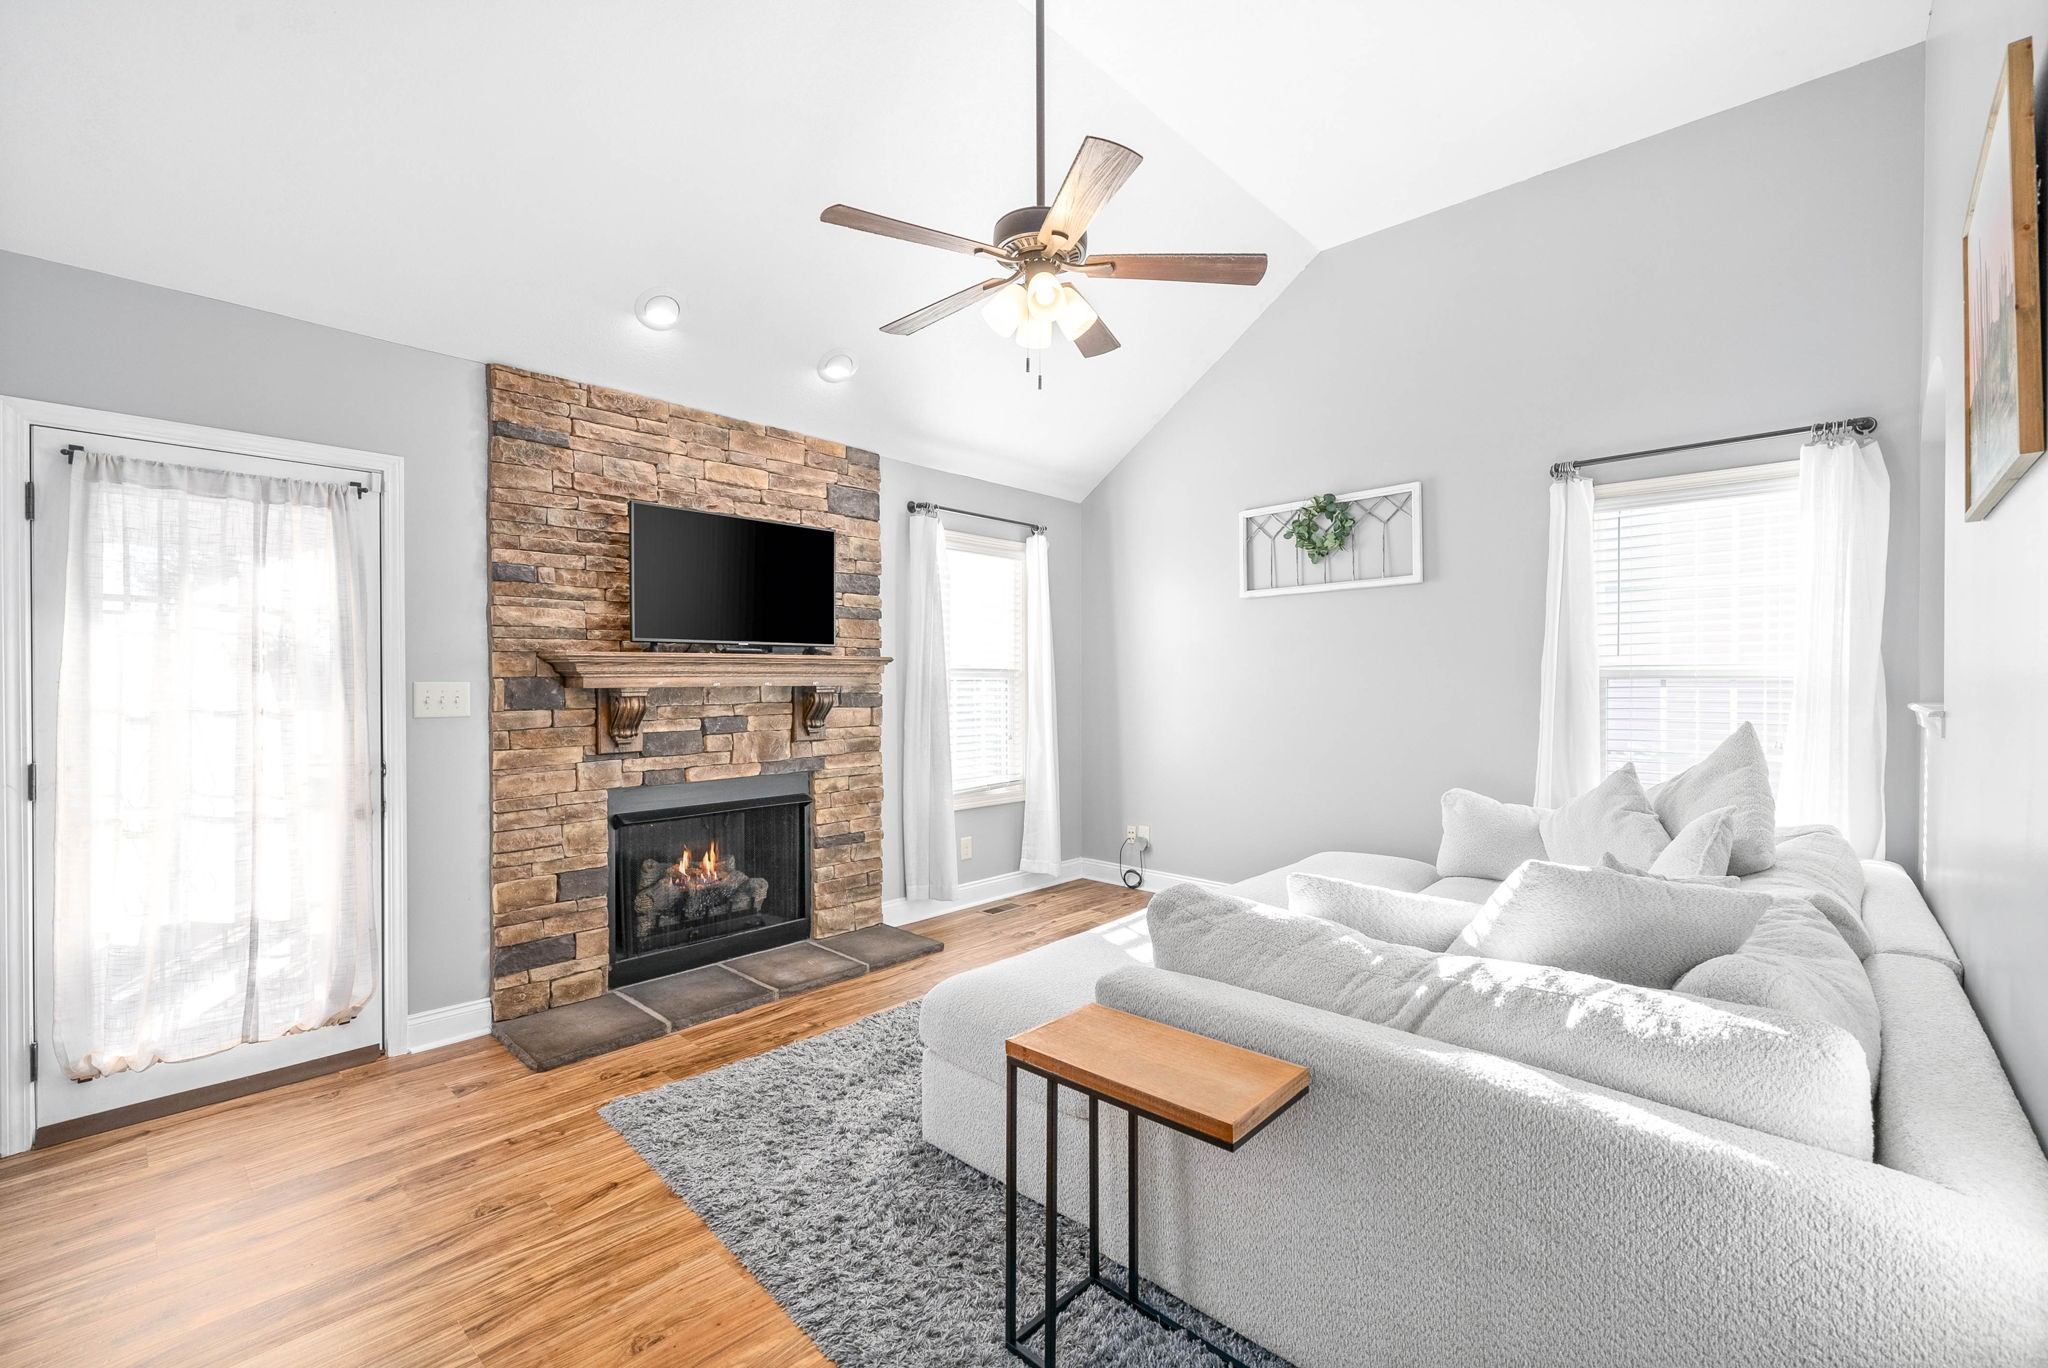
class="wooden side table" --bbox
[1002,1003,1311,1368]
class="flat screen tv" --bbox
[629,502,836,648]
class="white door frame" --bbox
[0,396,410,1156]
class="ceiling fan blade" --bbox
[1036,137,1143,252]
[1074,253,1268,285]
[821,205,1005,258]
[1056,284,1122,358]
[1072,321,1120,359]
[880,277,1014,335]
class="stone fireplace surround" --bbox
[486,364,884,1022]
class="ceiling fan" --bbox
[818,0,1267,359]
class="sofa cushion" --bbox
[918,907,1152,1097]
[1287,873,1474,951]
[1738,825,1870,956]
[1648,723,1778,875]
[1225,851,1440,909]
[1858,861,1960,973]
[1454,860,1773,990]
[1651,806,1738,878]
[1420,875,1501,904]
[1145,883,1873,1157]
[1676,898,1881,1073]
[1539,765,1671,869]
[1598,852,1740,887]
[1435,788,1547,880]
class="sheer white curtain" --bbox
[53,453,377,1080]
[1782,436,1891,856]
[1534,470,1600,806]
[902,510,958,900]
[1019,532,1061,875]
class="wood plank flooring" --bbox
[0,880,1147,1368]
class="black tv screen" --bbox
[629,503,836,648]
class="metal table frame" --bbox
[1002,1056,1305,1367]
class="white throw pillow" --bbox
[1598,852,1740,887]
[1649,806,1738,878]
[1143,883,1873,1157]
[1677,897,1881,1076]
[1435,789,1548,880]
[1454,860,1774,990]
[1538,764,1671,869]
[1287,872,1475,952]
[1648,723,1778,875]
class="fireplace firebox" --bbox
[607,773,813,986]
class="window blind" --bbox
[1593,465,1799,787]
[942,535,1026,798]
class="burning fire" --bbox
[668,840,725,888]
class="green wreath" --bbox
[1284,493,1357,564]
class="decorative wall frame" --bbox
[1239,481,1422,597]
[1962,36,2044,521]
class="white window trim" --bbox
[943,529,1028,811]
[1592,458,1794,502]
[0,396,411,1158]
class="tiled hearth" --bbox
[494,922,941,1071]
[486,365,888,1021]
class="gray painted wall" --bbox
[1079,51,1927,883]
[878,459,1088,901]
[1919,2,2048,1137]
[0,251,493,1015]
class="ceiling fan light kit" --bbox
[817,0,1267,362]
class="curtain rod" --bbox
[1548,416,1877,479]
[907,500,1046,534]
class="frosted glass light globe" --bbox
[1054,283,1098,340]
[982,282,1028,336]
[1024,270,1064,320]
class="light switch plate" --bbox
[413,681,472,718]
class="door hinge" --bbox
[379,761,388,812]
[22,481,31,521]
[27,1043,37,1083]
[24,762,33,803]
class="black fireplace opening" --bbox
[608,773,812,986]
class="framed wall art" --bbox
[1963,36,2045,520]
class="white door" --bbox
[29,424,385,1130]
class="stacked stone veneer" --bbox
[485,365,883,1021]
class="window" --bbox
[1593,464,1799,787]
[943,531,1026,807]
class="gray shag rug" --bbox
[601,1003,1291,1368]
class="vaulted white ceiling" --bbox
[0,1,1926,499]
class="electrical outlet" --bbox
[1137,825,1151,842]
[959,835,973,861]
[1125,824,1137,841]
[413,681,472,718]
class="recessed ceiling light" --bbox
[635,291,681,331]
[816,352,858,383]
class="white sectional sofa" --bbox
[919,847,2048,1367]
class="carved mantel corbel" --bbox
[595,688,649,754]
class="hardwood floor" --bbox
[0,880,1147,1368]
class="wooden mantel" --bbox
[535,649,891,750]
[537,649,889,690]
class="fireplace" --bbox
[607,773,813,986]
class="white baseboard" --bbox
[404,998,493,1054]
[883,857,1227,925]
[883,861,1089,925]
[1066,857,1230,894]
